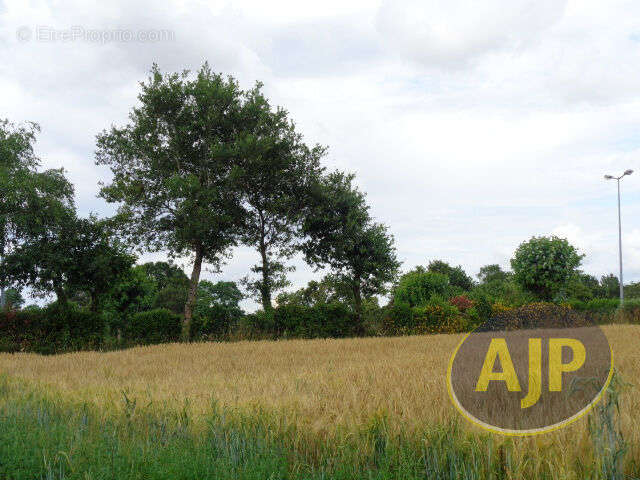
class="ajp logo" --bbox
[446,304,613,435]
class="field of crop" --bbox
[0,325,639,479]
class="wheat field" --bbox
[0,325,639,478]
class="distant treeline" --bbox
[1,64,638,354]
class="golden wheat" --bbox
[1,325,638,472]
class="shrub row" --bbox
[2,297,639,354]
[0,306,233,353]
[0,305,103,354]
[382,297,472,336]
[245,302,355,339]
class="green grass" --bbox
[0,375,637,480]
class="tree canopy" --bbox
[427,260,474,291]
[96,64,256,339]
[0,119,75,308]
[301,171,400,331]
[234,83,325,312]
[510,235,584,301]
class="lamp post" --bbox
[604,169,633,303]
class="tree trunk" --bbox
[90,292,99,313]
[352,280,364,335]
[259,241,273,313]
[53,282,68,309]
[183,245,203,341]
[0,228,5,310]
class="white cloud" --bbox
[2,0,640,309]
[376,0,567,68]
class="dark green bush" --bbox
[383,297,465,335]
[567,298,620,314]
[0,304,104,354]
[270,302,355,338]
[244,309,276,333]
[412,297,463,332]
[393,272,450,308]
[125,308,181,344]
[192,304,240,338]
[311,302,355,337]
[618,299,640,324]
[383,303,413,332]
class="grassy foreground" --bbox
[0,326,639,479]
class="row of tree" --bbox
[1,63,400,339]
[3,63,634,347]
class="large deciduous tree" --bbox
[0,119,75,306]
[1,214,134,310]
[477,264,510,284]
[236,86,325,312]
[96,64,253,340]
[301,171,400,332]
[510,235,584,301]
[427,259,474,292]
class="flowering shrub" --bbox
[489,302,589,331]
[491,302,512,315]
[449,295,473,312]
[383,297,468,335]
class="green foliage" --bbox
[470,277,534,307]
[624,281,640,299]
[235,86,325,311]
[102,266,157,334]
[0,119,75,302]
[0,304,104,354]
[477,264,510,284]
[154,285,188,314]
[125,308,182,344]
[131,261,190,315]
[385,303,413,331]
[0,379,604,480]
[619,299,640,324]
[193,280,244,337]
[393,271,449,308]
[96,63,255,338]
[383,296,465,335]
[469,295,493,324]
[567,298,640,324]
[242,260,292,310]
[601,274,620,298]
[510,235,584,300]
[427,260,474,291]
[412,297,463,332]
[1,287,24,311]
[141,261,189,290]
[1,214,135,310]
[301,171,400,331]
[244,302,355,339]
[276,274,355,308]
[564,274,595,301]
[567,298,620,314]
[0,120,75,245]
[271,302,355,338]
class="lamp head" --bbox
[624,169,634,176]
[604,175,614,179]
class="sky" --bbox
[2,0,640,310]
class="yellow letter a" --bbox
[475,338,521,392]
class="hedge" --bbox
[0,305,103,354]
[124,308,182,344]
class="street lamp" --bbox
[604,169,633,303]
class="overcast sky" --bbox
[2,0,640,310]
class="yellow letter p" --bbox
[549,338,586,392]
